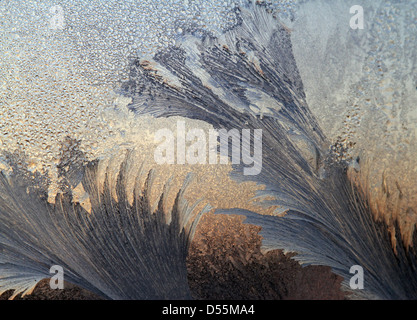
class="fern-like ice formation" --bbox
[1,1,416,300]
[124,3,417,299]
[0,152,210,299]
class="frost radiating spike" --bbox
[123,4,417,299]
[0,152,207,300]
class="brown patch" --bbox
[0,279,101,300]
[186,212,346,300]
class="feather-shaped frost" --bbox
[123,4,417,299]
[0,152,210,299]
